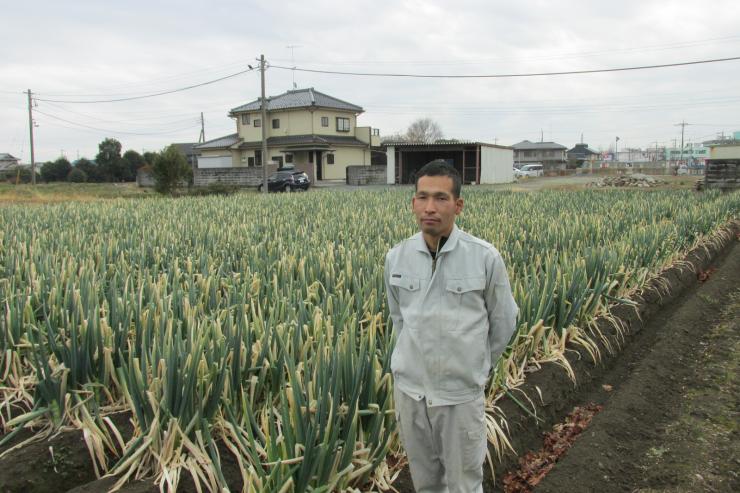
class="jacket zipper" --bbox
[431,237,441,274]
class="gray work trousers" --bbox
[394,387,487,493]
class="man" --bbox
[384,160,518,493]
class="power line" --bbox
[34,109,200,136]
[269,35,740,66]
[42,100,201,126]
[35,67,256,104]
[271,56,740,78]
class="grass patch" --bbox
[0,183,154,204]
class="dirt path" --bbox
[531,241,739,493]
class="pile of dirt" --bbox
[588,173,666,188]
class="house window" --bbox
[272,156,284,166]
[255,150,262,166]
[327,153,335,165]
[336,117,350,132]
[308,152,314,163]
[241,114,250,125]
[321,116,329,127]
[272,119,280,129]
[248,157,255,167]
[254,119,261,127]
[285,154,293,164]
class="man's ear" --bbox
[455,197,464,215]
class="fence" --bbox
[346,165,387,185]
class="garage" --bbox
[384,141,514,185]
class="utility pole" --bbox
[675,120,688,166]
[198,112,205,143]
[615,136,620,164]
[652,141,659,165]
[260,54,269,194]
[27,89,36,185]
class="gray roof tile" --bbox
[230,88,363,114]
[512,140,567,150]
[193,134,239,150]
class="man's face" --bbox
[412,175,463,239]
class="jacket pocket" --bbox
[445,276,486,327]
[390,275,421,292]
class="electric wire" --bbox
[34,109,200,136]
[35,67,257,104]
[271,56,740,78]
[269,35,740,66]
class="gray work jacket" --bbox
[384,224,518,407]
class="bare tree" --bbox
[406,117,443,143]
[380,131,408,143]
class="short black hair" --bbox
[415,160,462,198]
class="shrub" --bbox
[67,167,88,183]
[1,166,34,184]
[151,145,192,194]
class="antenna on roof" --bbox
[286,44,303,89]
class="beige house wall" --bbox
[321,147,367,180]
[709,144,740,159]
[236,108,360,141]
[310,110,358,137]
[355,126,371,144]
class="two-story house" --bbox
[512,140,567,170]
[194,88,380,183]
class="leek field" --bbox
[1,188,738,492]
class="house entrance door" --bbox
[316,151,323,180]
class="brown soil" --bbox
[531,242,740,492]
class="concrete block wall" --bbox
[194,163,314,187]
[346,165,387,185]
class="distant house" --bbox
[193,88,381,186]
[703,139,740,190]
[0,153,20,171]
[566,143,600,168]
[172,143,199,168]
[512,140,567,170]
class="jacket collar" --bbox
[413,223,461,255]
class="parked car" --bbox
[257,169,311,192]
[514,164,544,178]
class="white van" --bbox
[515,164,544,177]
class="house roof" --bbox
[238,134,368,149]
[512,140,567,150]
[193,134,240,150]
[383,140,512,150]
[172,143,199,156]
[567,143,599,155]
[0,153,19,161]
[229,88,363,114]
[193,133,369,152]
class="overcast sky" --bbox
[2,0,740,162]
